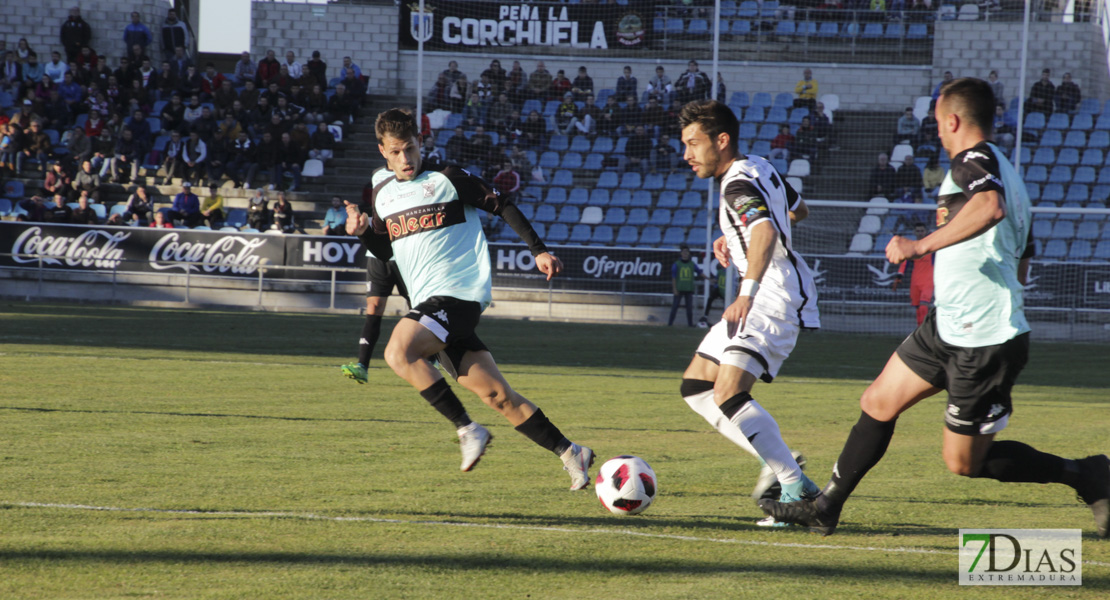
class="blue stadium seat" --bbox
[559,152,583,169]
[1077,221,1102,240]
[1090,130,1110,149]
[1072,113,1094,131]
[766,107,788,124]
[761,1,779,19]
[548,135,569,152]
[690,177,711,192]
[569,224,592,244]
[672,209,695,227]
[557,205,580,223]
[1040,129,1063,147]
[1058,202,1082,221]
[737,0,759,18]
[642,173,664,190]
[1026,183,1041,202]
[1032,219,1053,239]
[1099,167,1110,185]
[1031,148,1055,165]
[589,189,611,206]
[639,226,663,246]
[444,113,464,130]
[583,153,605,171]
[788,108,809,125]
[751,93,773,109]
[1097,113,1110,131]
[729,92,751,109]
[680,192,703,209]
[620,172,642,189]
[551,169,574,187]
[818,22,839,38]
[1057,147,1080,166]
[1024,112,1047,131]
[738,122,758,140]
[688,19,710,35]
[545,187,567,204]
[569,136,591,153]
[611,189,632,207]
[522,99,543,116]
[757,123,779,140]
[720,0,738,16]
[630,190,653,208]
[1046,113,1070,130]
[649,209,673,226]
[543,100,561,117]
[906,23,929,40]
[751,140,772,156]
[534,204,557,223]
[775,21,796,38]
[591,225,615,245]
[662,227,686,247]
[861,23,884,39]
[602,207,626,225]
[1091,197,1110,214]
[1095,240,1110,260]
[566,188,589,205]
[1074,167,1097,185]
[225,209,248,228]
[1041,184,1065,203]
[1066,184,1090,203]
[656,191,680,208]
[546,223,569,243]
[1025,165,1047,183]
[3,181,23,198]
[539,151,560,169]
[796,21,817,37]
[1049,166,1072,183]
[884,23,905,39]
[686,228,708,246]
[840,22,860,39]
[1069,240,1093,260]
[730,20,752,36]
[664,173,686,191]
[742,107,765,123]
[664,18,684,37]
[597,171,619,188]
[613,137,628,154]
[1063,131,1086,148]
[1081,149,1104,167]
[593,136,615,153]
[627,208,650,226]
[615,225,639,245]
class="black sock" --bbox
[825,411,898,506]
[358,314,383,366]
[515,409,571,456]
[718,391,752,420]
[975,440,1070,485]
[419,378,471,429]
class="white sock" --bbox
[728,399,803,486]
[683,388,759,458]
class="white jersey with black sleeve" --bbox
[718,155,820,328]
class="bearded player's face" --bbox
[682,123,723,180]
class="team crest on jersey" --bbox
[422,182,435,198]
[936,206,949,227]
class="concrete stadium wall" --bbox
[0,0,173,64]
[933,21,1110,108]
[250,1,400,96]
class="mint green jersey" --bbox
[933,141,1033,347]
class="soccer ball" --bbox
[595,455,657,515]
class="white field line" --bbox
[4,501,1108,567]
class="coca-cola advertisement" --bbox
[0,222,283,278]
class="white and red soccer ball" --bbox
[595,455,657,515]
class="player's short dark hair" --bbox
[938,77,995,134]
[375,108,419,143]
[678,100,739,152]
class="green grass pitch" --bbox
[0,303,1106,599]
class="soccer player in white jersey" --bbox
[761,78,1109,537]
[677,100,821,515]
[345,108,595,489]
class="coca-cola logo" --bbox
[149,233,270,274]
[11,227,130,269]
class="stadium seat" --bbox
[566,188,589,205]
[602,207,626,225]
[559,152,583,170]
[302,159,324,178]
[548,134,569,152]
[615,225,639,245]
[1077,221,1102,240]
[656,191,680,208]
[958,3,980,20]
[1063,131,1086,148]
[787,159,811,178]
[738,122,758,141]
[861,23,883,39]
[1069,240,1093,260]
[1074,167,1097,185]
[534,204,557,223]
[1041,184,1065,203]
[817,22,839,38]
[757,123,779,140]
[1096,113,1110,131]
[720,0,738,16]
[597,171,619,189]
[630,190,653,208]
[1024,112,1046,131]
[546,223,569,243]
[775,20,796,38]
[890,144,914,165]
[770,157,788,174]
[1081,149,1104,167]
[639,226,663,246]
[858,215,882,235]
[742,107,765,123]
[1043,239,1068,259]
[730,19,752,37]
[657,227,683,248]
[1032,219,1053,239]
[766,107,788,124]
[1097,240,1110,260]
[558,205,581,223]
[729,92,751,109]
[1090,131,1110,149]
[649,209,673,226]
[788,108,809,125]
[588,189,610,206]
[593,136,615,154]
[583,153,605,171]
[1049,166,1072,184]
[569,224,592,244]
[884,23,905,39]
[688,19,710,36]
[591,225,615,245]
[620,172,642,189]
[579,206,602,225]
[665,173,687,191]
[642,173,664,191]
[543,101,561,117]
[848,233,873,254]
[1046,113,1070,130]
[610,189,632,207]
[751,140,772,156]
[751,93,773,110]
[626,208,650,226]
[1039,129,1063,148]
[0,198,12,217]
[796,21,817,38]
[569,136,591,153]
[1072,113,1094,131]
[680,192,703,209]
[1058,202,1082,221]
[840,22,860,40]
[1078,98,1101,116]
[545,187,568,204]
[672,209,695,227]
[3,181,24,198]
[225,209,247,228]
[1051,220,1075,239]
[664,18,684,37]
[691,177,711,192]
[1026,182,1041,202]
[614,137,628,154]
[1057,147,1080,166]
[906,23,929,40]
[866,196,890,215]
[1031,148,1055,165]
[737,0,759,17]
[539,151,560,169]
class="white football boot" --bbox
[560,443,595,490]
[457,422,491,472]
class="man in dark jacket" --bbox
[60,7,92,62]
[274,132,304,191]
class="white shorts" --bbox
[695,310,800,383]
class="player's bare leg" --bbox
[456,350,594,490]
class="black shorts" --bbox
[404,296,488,379]
[896,309,1029,436]
[366,257,408,299]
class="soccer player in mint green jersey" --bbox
[761,78,1109,538]
[345,108,594,490]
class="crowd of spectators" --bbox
[0,8,372,230]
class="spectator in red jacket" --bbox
[492,160,520,202]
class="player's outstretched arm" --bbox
[886,190,1005,264]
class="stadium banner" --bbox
[0,222,284,278]
[399,1,652,51]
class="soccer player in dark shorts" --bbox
[343,108,595,490]
[760,78,1110,537]
[341,175,411,385]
